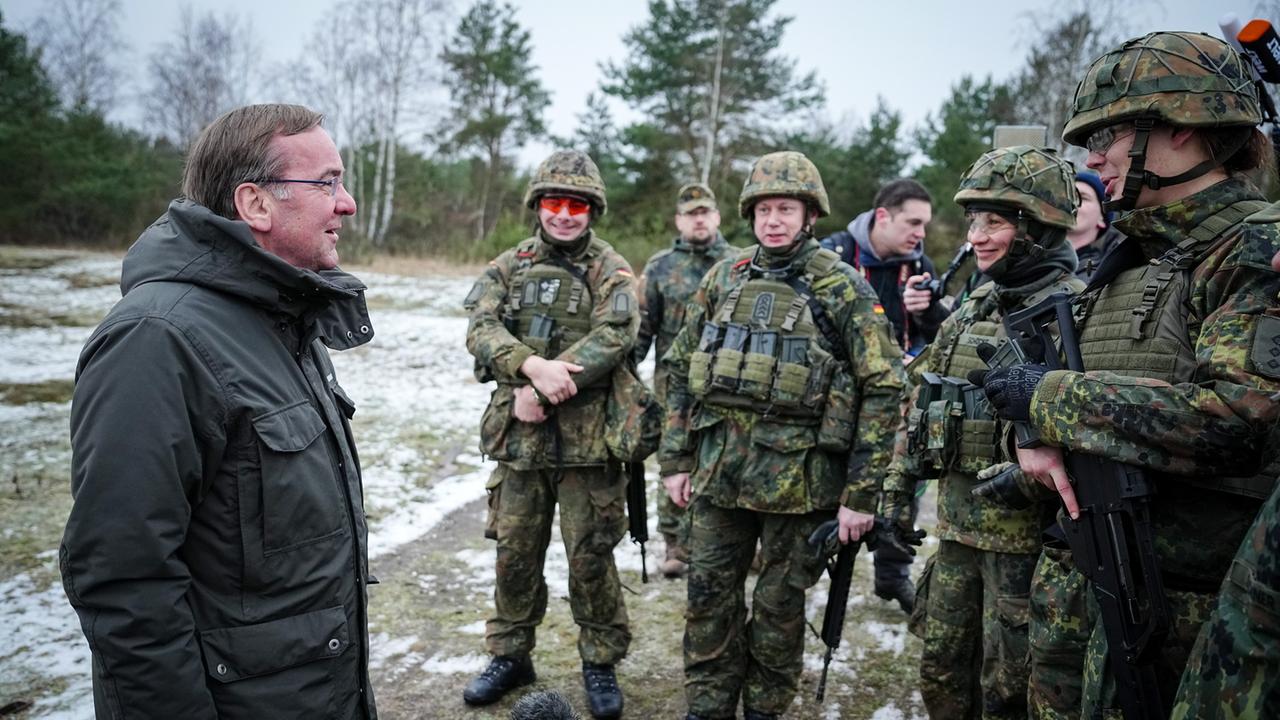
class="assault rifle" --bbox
[625,462,649,583]
[807,517,925,701]
[978,293,1170,720]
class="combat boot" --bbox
[661,533,688,578]
[744,710,779,720]
[462,655,535,706]
[582,662,623,719]
[874,576,916,615]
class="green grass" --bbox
[0,380,75,406]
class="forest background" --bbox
[2,0,1278,272]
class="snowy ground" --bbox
[0,247,928,719]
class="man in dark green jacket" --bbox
[61,104,378,719]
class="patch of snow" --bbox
[0,570,93,718]
[863,620,907,655]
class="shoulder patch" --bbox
[611,290,632,315]
[1251,315,1280,379]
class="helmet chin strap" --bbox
[1107,118,1247,214]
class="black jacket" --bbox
[62,200,377,719]
[820,228,948,355]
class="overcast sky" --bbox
[0,0,1241,167]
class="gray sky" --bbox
[1,0,1233,167]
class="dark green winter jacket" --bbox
[62,199,377,719]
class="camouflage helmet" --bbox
[1062,31,1262,147]
[737,151,830,219]
[954,145,1078,229]
[523,149,607,215]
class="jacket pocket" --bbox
[252,401,345,554]
[742,422,815,510]
[479,386,518,461]
[200,606,348,719]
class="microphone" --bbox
[1238,19,1280,83]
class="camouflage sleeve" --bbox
[556,251,640,388]
[657,264,722,476]
[464,253,534,383]
[1031,232,1280,476]
[880,386,918,499]
[633,256,662,366]
[828,273,908,514]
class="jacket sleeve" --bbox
[62,317,225,718]
[633,257,662,366]
[465,255,536,383]
[1030,236,1280,476]
[832,277,909,513]
[658,268,720,476]
[556,254,640,388]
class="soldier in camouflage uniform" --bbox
[1169,227,1280,720]
[463,150,639,720]
[635,183,736,578]
[974,31,1280,716]
[880,145,1085,719]
[658,151,905,720]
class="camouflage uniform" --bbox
[465,150,638,667]
[883,146,1084,719]
[1022,32,1280,717]
[1171,464,1280,719]
[636,184,735,552]
[659,152,905,718]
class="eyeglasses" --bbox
[966,212,1015,238]
[1083,125,1136,155]
[256,177,344,197]
[539,196,592,216]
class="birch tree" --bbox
[144,6,258,147]
[287,0,445,246]
[440,0,549,242]
[27,0,125,115]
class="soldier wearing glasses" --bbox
[464,150,638,719]
[972,32,1280,717]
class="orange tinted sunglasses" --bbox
[539,196,592,216]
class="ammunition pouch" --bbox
[906,372,996,477]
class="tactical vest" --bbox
[687,249,856,449]
[1075,199,1274,498]
[907,276,1082,477]
[504,237,606,387]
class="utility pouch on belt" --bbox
[710,322,749,392]
[816,368,857,451]
[741,330,779,401]
[526,313,556,356]
[689,322,723,397]
[771,336,811,408]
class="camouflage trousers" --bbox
[919,540,1036,720]
[1028,545,1094,720]
[1078,574,1216,718]
[682,497,830,718]
[1171,483,1280,720]
[484,463,631,664]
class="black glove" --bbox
[973,362,1048,422]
